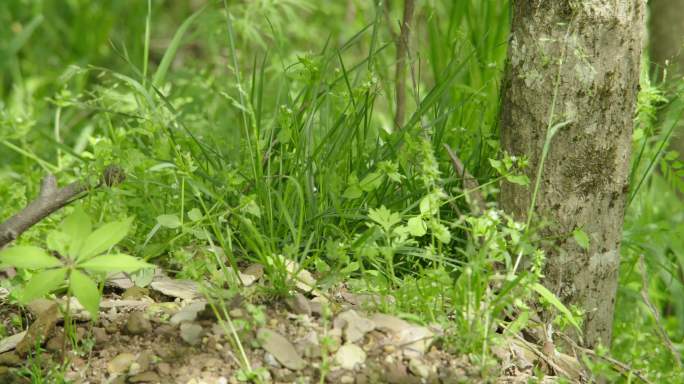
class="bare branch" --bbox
[0,165,125,248]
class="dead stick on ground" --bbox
[443,143,486,214]
[393,0,415,129]
[0,165,125,248]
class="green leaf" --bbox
[368,206,401,232]
[156,214,181,229]
[342,185,362,199]
[531,283,582,333]
[0,246,62,269]
[17,268,67,304]
[406,216,427,237]
[572,228,590,249]
[79,254,153,273]
[46,231,70,257]
[359,172,385,192]
[152,6,205,86]
[70,270,101,321]
[78,217,133,260]
[419,194,440,216]
[430,222,452,244]
[187,208,203,222]
[505,174,530,186]
[62,206,92,255]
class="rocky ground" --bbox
[0,265,584,383]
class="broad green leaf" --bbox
[187,208,203,222]
[70,270,101,321]
[359,172,385,192]
[531,283,582,333]
[79,254,153,273]
[572,228,590,249]
[62,206,92,255]
[0,246,62,269]
[406,216,427,237]
[156,214,181,229]
[17,268,67,304]
[78,217,133,260]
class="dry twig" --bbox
[0,165,125,248]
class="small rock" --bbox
[296,330,320,358]
[150,279,201,300]
[340,375,354,383]
[170,301,207,325]
[0,352,21,366]
[156,362,171,375]
[0,332,26,354]
[26,298,55,317]
[92,327,109,344]
[271,368,295,382]
[107,352,136,375]
[334,310,375,343]
[45,331,64,353]
[128,370,161,383]
[287,293,312,316]
[154,324,176,337]
[137,351,153,372]
[16,302,59,356]
[384,361,417,384]
[243,263,264,280]
[257,328,306,370]
[126,312,152,335]
[408,358,430,379]
[122,286,150,300]
[371,313,410,334]
[179,323,203,346]
[264,352,281,368]
[334,344,366,370]
[392,325,435,358]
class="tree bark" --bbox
[500,1,646,348]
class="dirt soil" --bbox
[0,269,583,384]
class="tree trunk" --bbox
[500,2,646,348]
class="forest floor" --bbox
[0,264,584,384]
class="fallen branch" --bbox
[443,144,486,214]
[0,165,125,248]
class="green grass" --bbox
[1,1,684,382]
